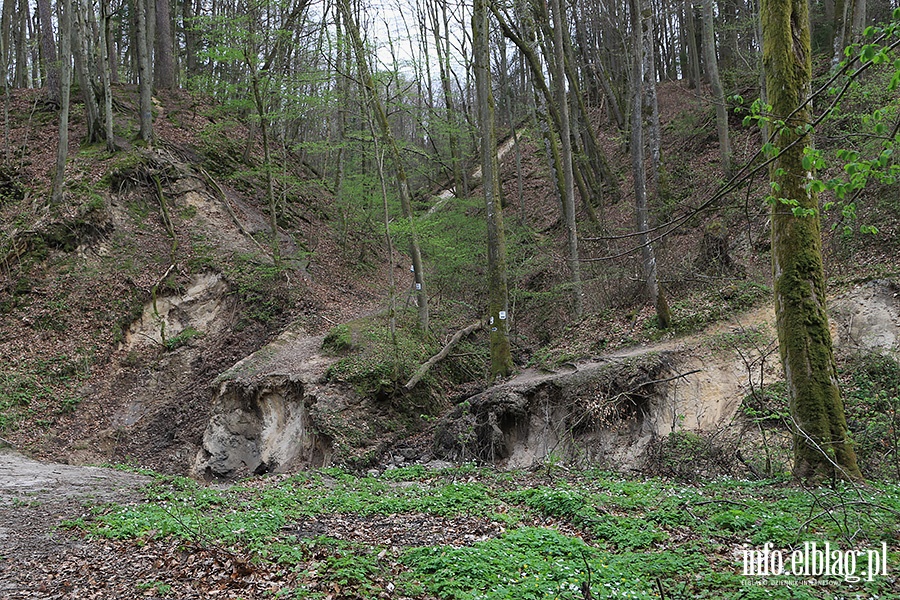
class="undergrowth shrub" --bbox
[225,253,293,325]
[323,312,436,400]
[841,351,900,480]
[665,281,771,334]
[643,430,742,482]
[396,195,487,306]
[323,310,486,404]
[740,381,790,424]
[731,352,900,481]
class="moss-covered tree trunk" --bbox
[474,0,513,379]
[762,0,861,482]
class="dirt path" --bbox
[0,449,151,599]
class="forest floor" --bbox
[0,448,152,598]
[1,445,898,599]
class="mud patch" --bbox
[0,449,152,598]
[0,449,149,506]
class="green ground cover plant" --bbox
[71,465,900,599]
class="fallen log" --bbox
[405,320,483,390]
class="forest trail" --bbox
[426,130,522,215]
[509,302,776,390]
[0,448,151,598]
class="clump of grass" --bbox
[163,326,204,351]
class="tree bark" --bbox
[642,7,662,198]
[701,0,733,175]
[834,0,866,59]
[493,7,566,202]
[685,0,702,96]
[99,0,115,150]
[37,0,60,106]
[13,0,28,86]
[183,0,198,79]
[155,0,175,88]
[560,14,623,204]
[549,0,584,319]
[474,0,513,379]
[135,0,153,142]
[762,0,861,482]
[1,0,11,93]
[574,4,625,129]
[53,0,72,205]
[429,0,466,198]
[247,61,281,267]
[72,0,102,143]
[630,0,671,330]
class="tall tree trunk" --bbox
[29,9,38,85]
[630,0,672,329]
[762,0,861,482]
[573,3,624,128]
[490,6,575,208]
[107,5,117,84]
[498,37,525,220]
[701,0,733,175]
[755,0,769,140]
[429,0,466,198]
[850,0,866,44]
[834,0,865,59]
[3,0,13,91]
[53,0,72,205]
[14,0,28,86]
[643,7,662,198]
[135,0,153,141]
[549,0,583,318]
[155,0,175,88]
[2,0,11,162]
[183,0,197,79]
[338,0,429,331]
[560,10,622,203]
[37,0,60,106]
[247,61,280,267]
[685,0,702,95]
[72,0,102,143]
[719,0,737,71]
[99,0,115,150]
[474,0,513,379]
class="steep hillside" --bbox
[1,73,898,478]
[0,88,400,472]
